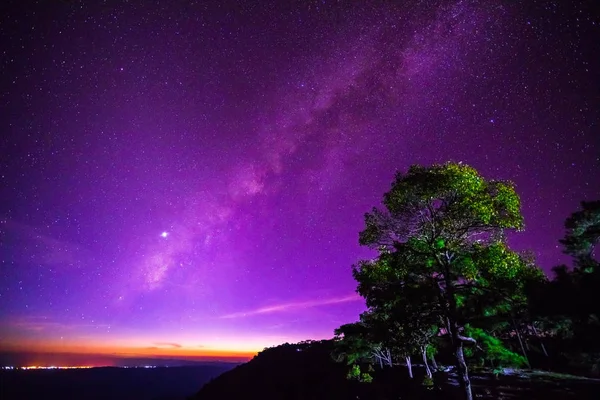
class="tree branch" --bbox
[457,334,477,344]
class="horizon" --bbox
[1,0,598,362]
[0,348,250,368]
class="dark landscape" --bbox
[192,340,600,400]
[0,363,236,400]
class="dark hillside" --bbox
[192,340,361,400]
[192,341,600,400]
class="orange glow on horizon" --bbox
[0,340,257,361]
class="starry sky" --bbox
[0,0,598,363]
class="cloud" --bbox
[3,316,110,334]
[219,294,362,319]
[152,342,182,349]
[1,220,93,269]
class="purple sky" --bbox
[1,0,598,357]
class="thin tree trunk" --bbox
[406,356,413,379]
[454,341,472,400]
[387,348,393,367]
[422,346,432,378]
[430,353,438,370]
[511,315,531,368]
[440,265,473,400]
[437,258,473,400]
[531,323,549,357]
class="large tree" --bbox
[354,162,543,400]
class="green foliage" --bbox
[333,322,374,366]
[472,243,522,279]
[356,163,536,302]
[355,162,542,326]
[346,364,373,383]
[360,162,524,249]
[347,364,360,380]
[426,343,438,358]
[422,375,434,389]
[463,325,527,368]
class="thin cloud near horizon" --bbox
[5,315,111,333]
[152,342,183,349]
[219,294,362,319]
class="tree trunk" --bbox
[386,348,393,367]
[511,315,531,368]
[442,279,473,400]
[422,346,432,378]
[437,258,473,400]
[454,341,472,400]
[531,323,549,357]
[406,356,413,379]
[430,353,438,370]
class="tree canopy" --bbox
[560,200,600,270]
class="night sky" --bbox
[1,0,598,361]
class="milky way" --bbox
[1,0,598,358]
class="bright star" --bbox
[161,232,168,238]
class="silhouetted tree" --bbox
[528,201,600,371]
[560,200,600,270]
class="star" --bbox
[161,232,168,238]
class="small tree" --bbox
[333,321,375,367]
[333,317,394,382]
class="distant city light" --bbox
[1,365,159,370]
[2,365,94,370]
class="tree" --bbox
[333,321,375,369]
[353,262,440,378]
[529,200,600,368]
[333,316,393,382]
[560,200,600,270]
[354,162,542,400]
[362,307,423,379]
